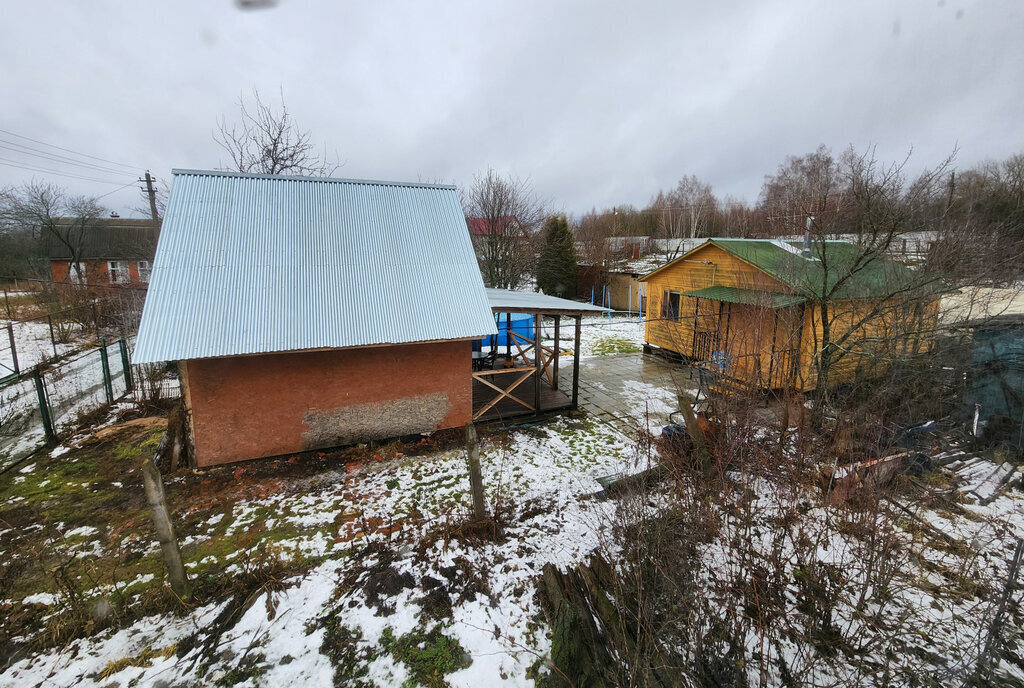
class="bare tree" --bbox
[462,168,545,289]
[648,175,717,261]
[757,147,973,420]
[1,181,104,282]
[214,88,339,177]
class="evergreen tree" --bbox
[536,215,578,297]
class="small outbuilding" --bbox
[640,238,940,392]
[134,170,498,467]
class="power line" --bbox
[0,158,137,185]
[0,127,145,172]
[96,180,140,199]
[0,139,140,177]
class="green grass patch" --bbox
[380,626,472,688]
[591,336,641,355]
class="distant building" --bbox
[45,218,159,287]
[963,315,1024,452]
[640,238,941,391]
[466,215,528,257]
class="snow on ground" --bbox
[0,319,83,374]
[539,313,646,358]
[0,337,144,469]
[0,416,642,687]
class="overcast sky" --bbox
[1,0,1021,218]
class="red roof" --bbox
[466,216,520,236]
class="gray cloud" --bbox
[0,0,1020,216]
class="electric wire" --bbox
[0,158,136,185]
[0,139,140,177]
[0,127,144,172]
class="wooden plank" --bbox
[572,316,581,409]
[553,316,560,390]
[534,314,541,413]
[473,368,536,420]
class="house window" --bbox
[662,290,681,321]
[138,261,151,283]
[108,261,129,284]
[68,262,86,284]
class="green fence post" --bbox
[99,338,114,404]
[118,338,133,392]
[33,366,56,440]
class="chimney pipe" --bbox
[803,216,813,258]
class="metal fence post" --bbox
[99,338,114,404]
[6,322,17,376]
[118,338,133,391]
[32,366,56,440]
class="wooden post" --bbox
[7,322,18,376]
[505,312,512,360]
[553,315,560,391]
[141,434,190,600]
[572,316,581,409]
[47,315,57,357]
[533,313,542,412]
[3,288,10,319]
[465,423,487,521]
[118,338,133,391]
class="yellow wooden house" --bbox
[640,238,939,392]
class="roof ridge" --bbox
[170,168,457,191]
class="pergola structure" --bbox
[472,289,607,422]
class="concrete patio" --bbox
[572,352,700,437]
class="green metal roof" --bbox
[708,238,920,300]
[682,286,805,308]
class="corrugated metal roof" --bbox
[133,169,497,363]
[486,288,609,313]
[682,286,805,308]
[642,238,925,300]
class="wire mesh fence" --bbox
[0,337,136,471]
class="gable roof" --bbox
[43,218,159,260]
[133,169,497,364]
[641,238,922,300]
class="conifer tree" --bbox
[536,214,578,297]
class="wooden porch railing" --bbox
[507,330,558,387]
[472,366,537,420]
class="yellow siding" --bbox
[796,296,941,391]
[643,244,794,380]
[642,242,940,392]
[606,272,644,312]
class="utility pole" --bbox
[142,171,159,223]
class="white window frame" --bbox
[137,260,151,283]
[108,260,129,284]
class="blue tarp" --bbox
[477,313,534,349]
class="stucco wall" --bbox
[183,340,472,466]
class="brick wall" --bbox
[182,340,472,466]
